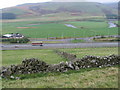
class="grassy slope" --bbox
[1,2,117,19]
[1,2,105,18]
[2,67,118,88]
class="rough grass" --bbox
[2,66,118,88]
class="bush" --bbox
[2,38,30,43]
[0,13,16,19]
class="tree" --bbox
[0,13,16,19]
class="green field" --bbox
[2,49,66,66]
[2,19,118,38]
[60,47,118,58]
[71,39,86,43]
[2,47,118,88]
[2,47,118,66]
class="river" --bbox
[108,19,117,28]
[108,22,117,28]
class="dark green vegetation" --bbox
[71,39,85,43]
[93,37,120,42]
[2,38,30,43]
[105,14,118,19]
[0,13,16,19]
[1,2,118,19]
[2,47,118,88]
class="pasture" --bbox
[1,19,118,38]
[2,47,118,66]
[2,47,118,88]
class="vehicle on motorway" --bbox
[32,41,43,46]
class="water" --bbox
[64,24,77,28]
[108,22,117,28]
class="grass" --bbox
[2,47,118,66]
[2,49,66,66]
[2,66,118,88]
[1,19,118,38]
[2,47,118,88]
[60,47,118,58]
[93,37,119,42]
[71,39,86,43]
[32,41,65,44]
[1,40,65,44]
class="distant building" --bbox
[2,34,13,38]
[2,33,24,38]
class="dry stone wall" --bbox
[0,51,120,79]
[55,50,77,61]
[0,58,50,79]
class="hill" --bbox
[1,2,118,19]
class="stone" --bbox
[10,76,15,79]
[0,54,119,79]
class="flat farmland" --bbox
[2,47,118,66]
[2,49,66,66]
[60,47,118,58]
[2,20,118,38]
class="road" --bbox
[1,42,118,50]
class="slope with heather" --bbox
[1,2,118,19]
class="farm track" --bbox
[1,42,118,50]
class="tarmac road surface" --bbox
[1,42,118,50]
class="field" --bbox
[71,39,86,43]
[2,47,118,66]
[2,47,118,88]
[2,49,65,66]
[1,18,118,38]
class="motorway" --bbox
[1,42,118,50]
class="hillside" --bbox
[104,2,118,9]
[1,2,118,19]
